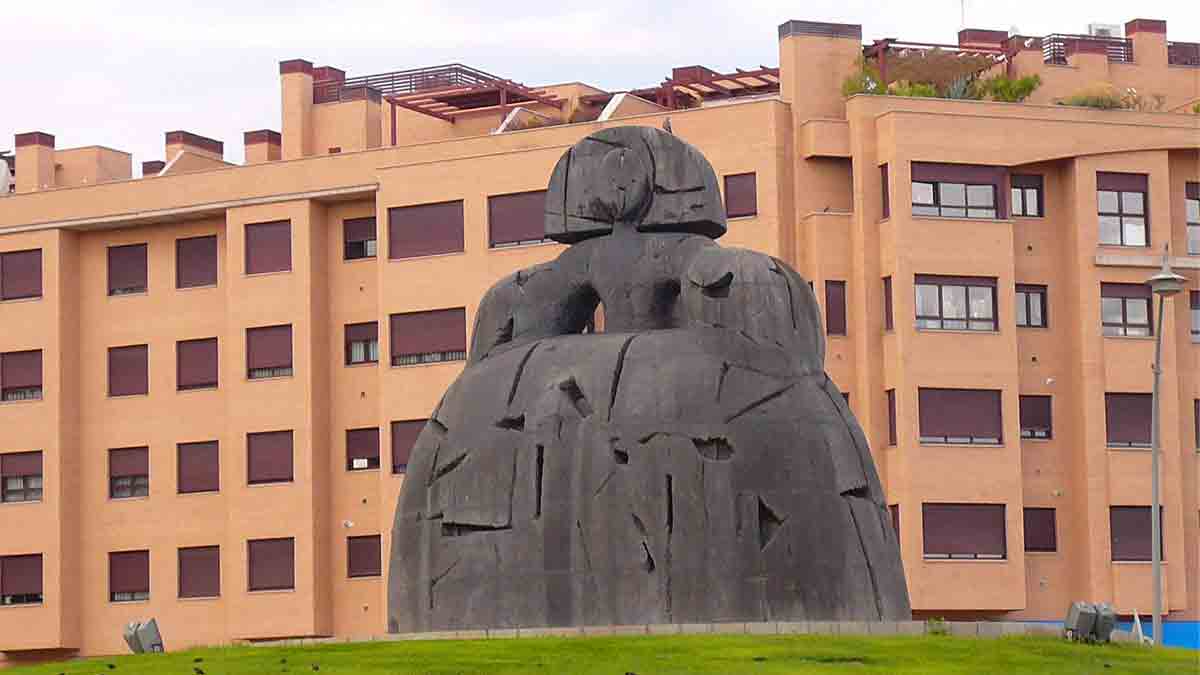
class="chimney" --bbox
[142,160,166,177]
[777,21,863,119]
[244,130,282,164]
[1125,19,1168,66]
[14,132,56,192]
[165,130,224,161]
[958,29,1008,50]
[280,59,315,160]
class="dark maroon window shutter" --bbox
[1,451,42,477]
[825,281,847,335]
[391,420,426,473]
[178,441,219,493]
[911,163,1008,218]
[488,191,547,247]
[388,201,465,259]
[245,220,292,274]
[109,447,149,478]
[724,173,757,218]
[1019,395,1052,435]
[178,546,220,598]
[1105,393,1152,445]
[247,431,293,484]
[177,338,218,390]
[248,538,295,591]
[880,165,890,219]
[1023,507,1057,552]
[886,389,897,445]
[922,503,1006,557]
[1110,506,1162,561]
[109,550,150,594]
[108,345,148,396]
[345,322,378,343]
[1100,282,1151,300]
[883,277,894,330]
[0,554,42,596]
[1187,182,1200,200]
[346,428,380,463]
[2,350,42,389]
[176,236,218,289]
[344,217,376,244]
[390,308,466,358]
[1011,174,1044,189]
[108,244,148,294]
[915,274,998,287]
[1191,291,1199,310]
[0,249,42,300]
[889,505,900,539]
[1193,399,1199,448]
[246,325,292,370]
[1096,172,1148,192]
[347,535,382,578]
[918,388,1003,440]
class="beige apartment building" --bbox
[0,16,1198,661]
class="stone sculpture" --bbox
[388,126,910,632]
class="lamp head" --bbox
[1147,246,1186,298]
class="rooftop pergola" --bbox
[581,65,782,110]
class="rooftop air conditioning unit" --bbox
[1087,23,1122,38]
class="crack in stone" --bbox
[576,520,592,570]
[593,469,616,497]
[430,450,469,484]
[757,496,785,551]
[608,334,640,421]
[429,556,461,611]
[641,541,656,572]
[560,377,594,417]
[724,383,795,423]
[716,361,730,402]
[507,341,542,406]
[845,497,885,620]
[631,513,647,537]
[534,445,544,519]
[495,414,526,431]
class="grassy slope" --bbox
[6,634,1196,675]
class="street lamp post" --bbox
[1146,245,1185,647]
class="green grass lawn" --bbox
[6,634,1195,675]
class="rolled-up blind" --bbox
[344,217,376,244]
[915,274,997,287]
[1011,174,1043,189]
[176,235,218,288]
[488,191,546,247]
[1105,393,1152,445]
[345,322,377,343]
[922,503,1006,557]
[248,538,294,591]
[1,554,43,596]
[245,220,291,274]
[825,280,847,335]
[1186,182,1199,200]
[346,428,380,462]
[1100,282,1150,299]
[178,441,219,493]
[1,350,42,389]
[247,431,293,484]
[1096,172,1147,192]
[1023,507,1057,552]
[109,550,150,594]
[177,338,218,389]
[178,546,220,598]
[390,309,465,358]
[108,345,148,396]
[0,249,42,300]
[1019,395,1052,433]
[724,173,757,218]
[247,325,292,371]
[391,420,426,473]
[0,451,42,477]
[109,447,149,478]
[1191,290,1198,310]
[347,535,382,578]
[1110,506,1161,561]
[388,201,464,259]
[918,388,1003,440]
[911,163,1008,218]
[107,244,148,293]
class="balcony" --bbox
[1041,34,1133,65]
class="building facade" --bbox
[0,16,1198,660]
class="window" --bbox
[489,191,549,248]
[1187,183,1199,255]
[888,505,899,539]
[1,451,42,503]
[1097,172,1148,247]
[347,535,382,578]
[922,503,1006,559]
[1105,393,1152,448]
[177,338,218,390]
[178,546,220,599]
[910,163,1005,219]
[918,388,1003,445]
[388,201,464,259]
[1100,283,1151,337]
[1015,284,1047,328]
[1019,395,1052,440]
[1,554,43,605]
[1194,399,1199,449]
[244,220,292,274]
[1110,506,1163,562]
[1,350,42,401]
[109,550,150,602]
[248,538,294,591]
[392,420,426,474]
[0,249,42,300]
[344,322,379,366]
[346,428,380,471]
[1024,508,1057,552]
[247,431,293,485]
[886,389,897,446]
[914,275,997,331]
[724,173,757,218]
[825,280,847,335]
[107,244,148,295]
[389,308,467,366]
[882,276,893,331]
[1010,175,1044,217]
[246,325,292,379]
[108,345,149,397]
[344,217,377,260]
[177,441,219,494]
[109,447,149,498]
[176,235,218,289]
[880,164,890,219]
[1191,291,1199,343]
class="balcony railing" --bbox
[1042,34,1133,64]
[1167,41,1200,67]
[314,64,507,104]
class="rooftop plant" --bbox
[976,74,1041,103]
[1058,84,1168,111]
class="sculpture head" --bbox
[543,126,727,243]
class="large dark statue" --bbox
[388,126,910,632]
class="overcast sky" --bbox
[3,1,1196,169]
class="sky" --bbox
[3,0,1197,170]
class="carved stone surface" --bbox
[388,126,911,632]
